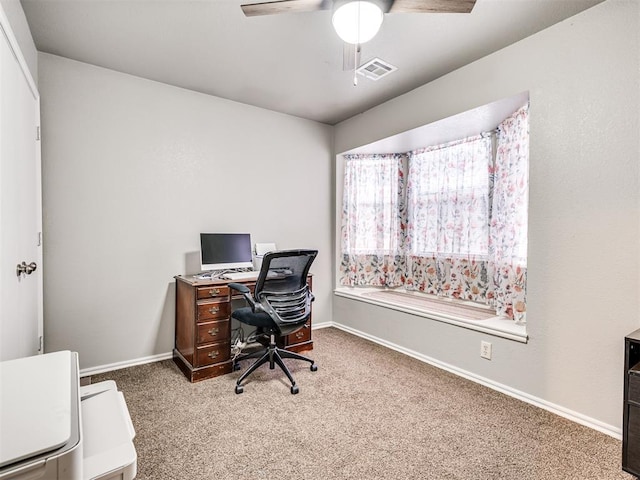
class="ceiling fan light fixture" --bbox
[332,0,383,45]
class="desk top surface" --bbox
[175,273,312,287]
[175,274,256,287]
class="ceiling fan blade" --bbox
[343,42,361,71]
[241,0,330,17]
[388,0,476,14]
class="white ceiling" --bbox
[21,0,603,125]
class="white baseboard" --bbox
[331,322,622,440]
[79,323,331,378]
[312,321,333,330]
[80,352,173,378]
[77,322,620,439]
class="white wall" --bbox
[30,0,639,433]
[38,53,333,370]
[333,0,639,432]
[0,0,36,83]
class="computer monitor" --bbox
[200,233,253,271]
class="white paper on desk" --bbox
[255,243,277,255]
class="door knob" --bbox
[16,261,37,277]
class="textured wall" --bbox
[334,0,639,432]
[38,53,333,370]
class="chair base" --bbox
[233,334,317,394]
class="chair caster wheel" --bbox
[233,362,241,371]
[290,385,299,395]
[235,385,244,394]
[310,364,318,372]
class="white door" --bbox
[0,15,43,361]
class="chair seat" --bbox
[231,307,275,328]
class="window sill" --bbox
[333,287,528,343]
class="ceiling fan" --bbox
[240,0,477,77]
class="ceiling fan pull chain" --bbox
[353,1,361,87]
[353,42,359,86]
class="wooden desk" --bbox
[173,274,313,382]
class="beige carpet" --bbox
[93,328,632,480]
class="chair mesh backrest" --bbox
[255,250,317,326]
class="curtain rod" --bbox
[410,131,496,156]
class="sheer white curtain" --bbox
[406,136,493,303]
[339,154,406,286]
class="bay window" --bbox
[339,104,529,324]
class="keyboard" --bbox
[222,271,259,281]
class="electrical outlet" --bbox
[480,341,492,360]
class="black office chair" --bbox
[228,249,318,394]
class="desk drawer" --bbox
[197,302,230,321]
[195,341,231,367]
[286,323,311,345]
[197,286,229,300]
[197,320,230,345]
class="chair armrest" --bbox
[228,282,250,294]
[228,282,257,310]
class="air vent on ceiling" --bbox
[356,58,397,81]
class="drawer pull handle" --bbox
[208,288,220,296]
[208,350,219,359]
[208,306,220,315]
[208,327,220,336]
[295,332,304,339]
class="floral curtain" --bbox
[338,105,529,323]
[340,154,406,287]
[406,136,493,304]
[488,104,529,323]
